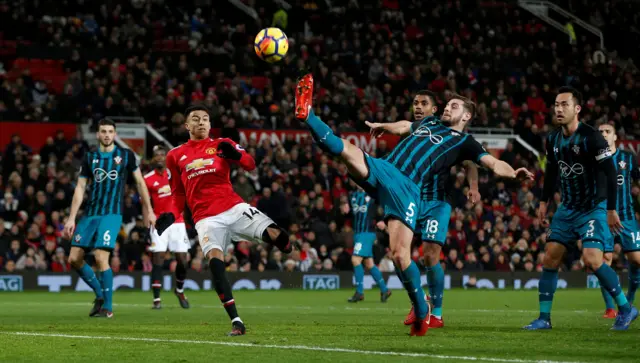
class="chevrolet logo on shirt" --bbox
[185,158,214,171]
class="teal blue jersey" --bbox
[350,190,376,234]
[612,149,640,221]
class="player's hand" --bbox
[145,212,157,228]
[63,220,75,240]
[467,189,481,205]
[217,141,242,161]
[365,121,385,138]
[155,212,176,236]
[607,210,623,235]
[537,202,549,227]
[514,167,534,181]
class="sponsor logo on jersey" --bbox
[94,168,118,182]
[186,158,214,171]
[158,185,171,197]
[412,125,443,144]
[558,161,584,178]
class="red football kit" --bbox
[165,138,255,223]
[144,169,185,223]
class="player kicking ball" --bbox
[524,87,638,331]
[366,90,481,328]
[295,73,532,335]
[144,145,191,309]
[347,186,391,303]
[598,123,640,318]
[64,119,156,318]
[155,105,296,336]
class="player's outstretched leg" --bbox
[261,224,296,253]
[174,252,190,309]
[151,252,164,309]
[524,243,565,330]
[208,250,245,336]
[583,249,639,330]
[348,255,365,303]
[68,247,104,316]
[363,258,391,302]
[93,249,113,318]
[599,252,617,318]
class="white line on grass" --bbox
[0,301,590,314]
[2,331,584,363]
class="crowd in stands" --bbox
[1,0,639,274]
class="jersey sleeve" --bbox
[587,131,613,163]
[126,149,140,172]
[460,136,489,164]
[410,121,421,133]
[166,150,186,218]
[220,138,256,171]
[79,154,91,179]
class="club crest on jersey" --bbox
[572,145,580,155]
[75,235,81,242]
[206,148,216,155]
[186,158,214,171]
[619,160,627,169]
[93,159,99,163]
[365,196,371,203]
[113,156,122,164]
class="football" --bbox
[254,27,289,63]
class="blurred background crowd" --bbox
[1,0,639,275]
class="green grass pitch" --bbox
[0,289,638,362]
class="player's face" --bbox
[554,93,580,125]
[152,150,166,169]
[413,95,436,121]
[441,99,470,127]
[598,124,617,148]
[97,125,115,147]
[186,110,211,139]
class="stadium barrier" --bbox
[0,271,619,292]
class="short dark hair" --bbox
[98,119,116,130]
[153,144,167,154]
[184,104,211,119]
[450,93,476,119]
[415,90,437,106]
[557,86,583,106]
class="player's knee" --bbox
[351,255,362,266]
[262,224,288,245]
[152,252,165,266]
[603,252,613,265]
[423,243,441,266]
[583,251,604,271]
[628,252,640,267]
[363,258,374,270]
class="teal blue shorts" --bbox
[362,155,421,231]
[418,200,451,245]
[72,214,122,250]
[353,232,376,257]
[548,202,612,251]
[606,219,640,253]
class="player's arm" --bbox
[466,137,533,180]
[590,132,622,233]
[64,156,91,239]
[461,160,480,204]
[217,138,256,171]
[133,168,156,227]
[538,135,559,223]
[157,150,187,234]
[365,120,414,137]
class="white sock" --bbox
[176,288,184,294]
[231,317,243,324]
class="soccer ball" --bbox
[254,27,289,63]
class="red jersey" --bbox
[144,169,184,223]
[166,137,255,223]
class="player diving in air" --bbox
[346,185,391,303]
[366,89,481,328]
[155,105,296,336]
[295,73,532,335]
[144,145,191,309]
[64,119,156,318]
[524,87,638,331]
[597,122,640,318]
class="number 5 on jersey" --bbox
[405,202,416,224]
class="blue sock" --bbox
[426,262,444,317]
[369,265,388,293]
[600,285,615,310]
[306,110,344,155]
[395,265,412,297]
[627,264,640,304]
[76,264,103,299]
[538,268,558,321]
[404,261,428,319]
[101,269,114,312]
[354,264,364,295]
[594,263,631,314]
